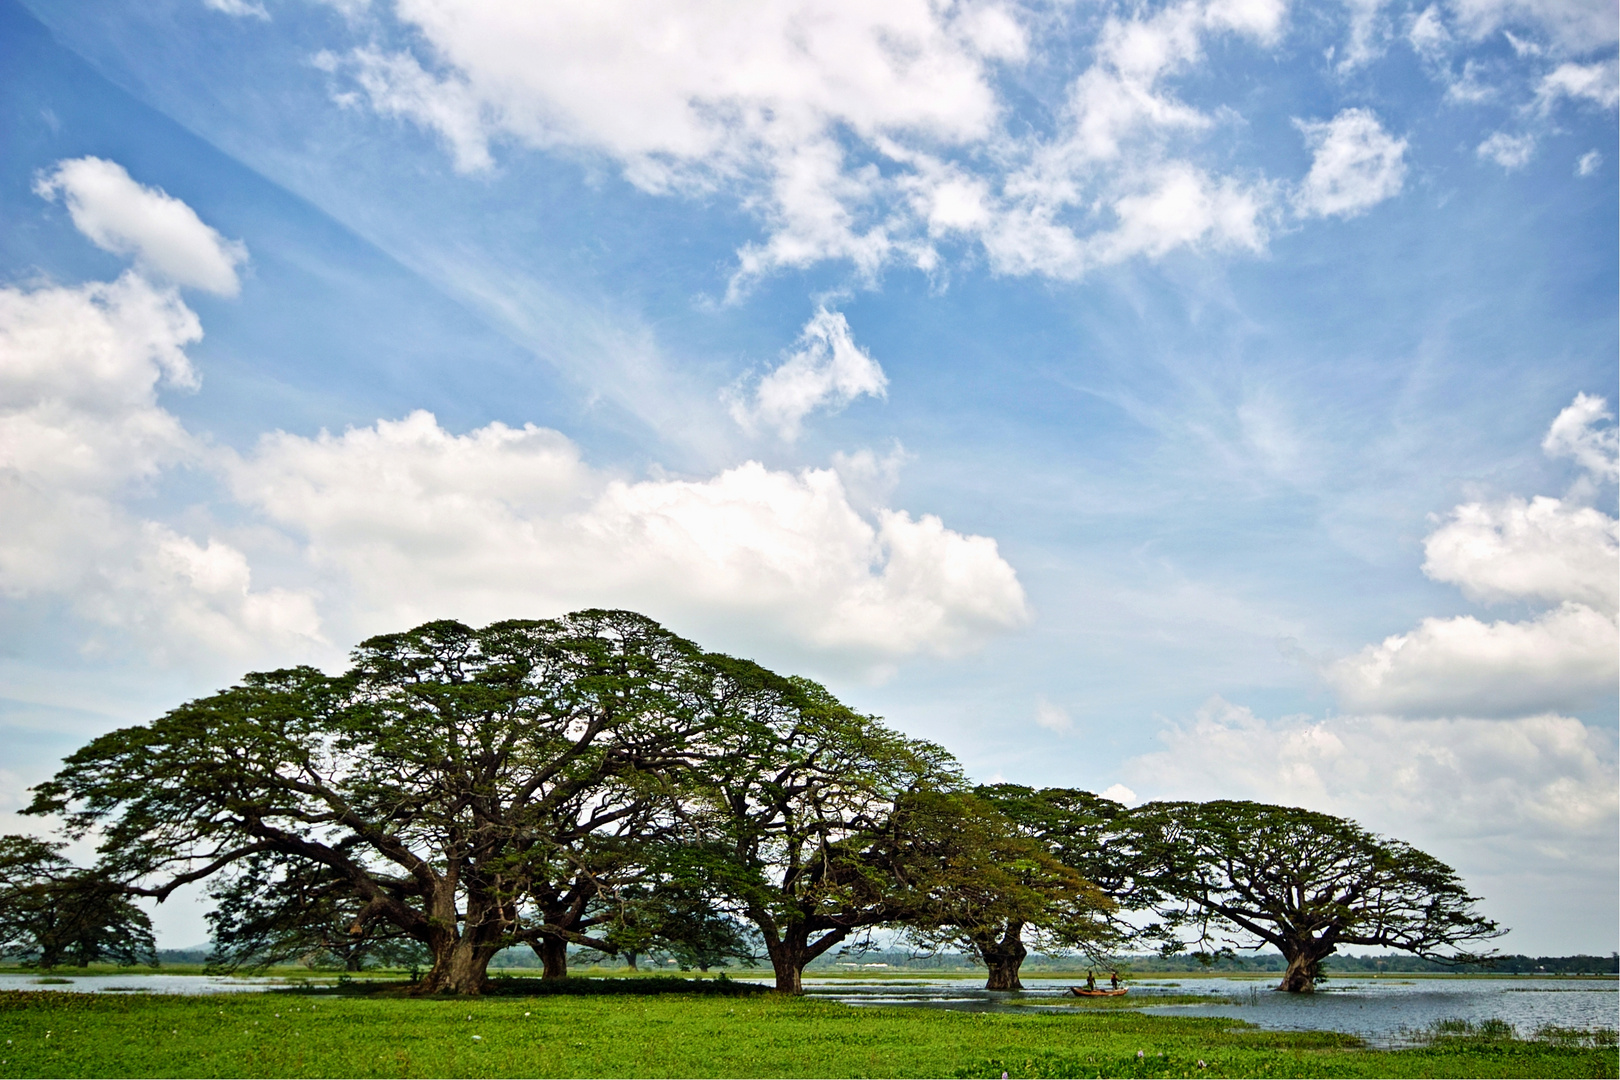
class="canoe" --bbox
[1067,987,1128,997]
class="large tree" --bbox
[884,791,1117,990]
[26,610,762,994]
[1128,800,1504,992]
[685,670,962,993]
[0,835,156,969]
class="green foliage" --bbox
[0,836,155,969]
[0,990,1612,1079]
[1125,801,1505,992]
[679,670,964,991]
[25,611,794,994]
[885,790,1119,988]
[20,609,1509,1004]
[205,855,429,972]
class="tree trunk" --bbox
[624,951,638,971]
[977,922,1028,991]
[1277,947,1326,993]
[418,938,495,995]
[537,934,568,980]
[767,937,807,993]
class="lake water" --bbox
[790,974,1619,1047]
[3,971,1613,1047]
[0,973,284,995]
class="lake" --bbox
[793,974,1618,1047]
[3,970,1613,1047]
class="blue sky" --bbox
[1,0,1615,953]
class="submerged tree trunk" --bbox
[977,922,1029,991]
[761,922,848,994]
[1277,947,1327,993]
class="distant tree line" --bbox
[12,611,1504,995]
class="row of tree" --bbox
[12,611,1503,994]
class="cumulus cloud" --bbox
[728,309,888,440]
[1536,59,1620,110]
[1294,109,1408,218]
[1327,603,1616,717]
[1542,391,1619,482]
[228,410,1029,662]
[0,274,320,659]
[1326,395,1619,719]
[320,0,1290,288]
[1477,130,1537,168]
[34,158,248,295]
[1422,496,1618,614]
[1125,697,1617,874]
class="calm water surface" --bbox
[0,973,283,994]
[790,974,1618,1047]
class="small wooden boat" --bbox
[1067,986,1128,997]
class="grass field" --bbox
[1,985,1616,1079]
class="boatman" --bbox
[1109,970,1120,990]
[1084,971,1096,991]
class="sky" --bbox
[0,0,1615,956]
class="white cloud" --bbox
[0,274,320,659]
[1098,783,1138,805]
[323,0,1290,287]
[1476,130,1537,168]
[33,158,248,296]
[229,410,1028,663]
[1293,109,1408,218]
[1326,396,1619,719]
[1447,0,1619,53]
[1422,496,1619,614]
[202,0,269,19]
[1327,602,1617,717]
[1542,392,1620,482]
[728,308,888,440]
[1125,697,1618,881]
[1576,149,1602,175]
[1408,4,1452,57]
[1337,0,1394,69]
[1536,59,1620,110]
[1034,697,1073,732]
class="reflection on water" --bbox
[0,974,286,995]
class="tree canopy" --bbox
[0,835,156,969]
[680,673,963,993]
[885,790,1117,989]
[28,611,772,993]
[22,611,1507,997]
[1127,800,1504,991]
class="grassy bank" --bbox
[2,987,1616,1079]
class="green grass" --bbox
[0,988,1613,1079]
